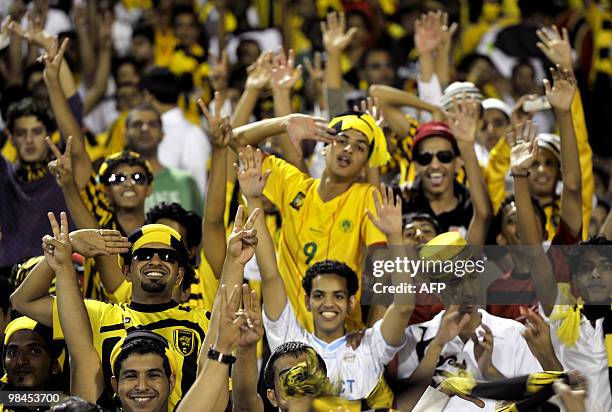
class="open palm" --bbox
[321,12,357,54]
[508,121,538,174]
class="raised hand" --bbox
[227,205,260,265]
[198,91,232,149]
[8,11,56,54]
[321,11,357,55]
[367,183,402,241]
[544,65,576,112]
[235,146,271,199]
[245,51,274,91]
[47,135,74,188]
[520,307,558,364]
[508,121,539,175]
[303,51,324,87]
[285,114,336,157]
[472,324,496,379]
[69,229,130,257]
[214,284,247,353]
[236,284,264,347]
[446,93,480,144]
[353,97,384,128]
[270,48,302,91]
[536,25,572,71]
[42,37,68,85]
[553,372,587,412]
[438,11,458,52]
[98,10,114,46]
[209,49,229,92]
[42,212,73,273]
[414,10,444,55]
[432,305,470,346]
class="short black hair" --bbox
[132,24,155,44]
[263,342,327,389]
[140,67,181,105]
[99,151,154,186]
[145,202,202,250]
[302,260,359,297]
[359,47,395,71]
[568,235,612,274]
[111,56,141,83]
[125,102,162,129]
[171,5,197,25]
[6,97,56,134]
[493,194,546,237]
[24,62,45,86]
[403,212,441,234]
[48,397,104,412]
[145,202,201,292]
[114,331,172,380]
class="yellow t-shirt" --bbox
[261,155,387,332]
[52,298,209,412]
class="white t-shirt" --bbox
[397,309,542,412]
[159,107,211,198]
[543,286,611,411]
[263,303,404,400]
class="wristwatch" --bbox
[207,347,236,364]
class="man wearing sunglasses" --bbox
[402,121,474,236]
[10,219,227,412]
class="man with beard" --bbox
[395,232,543,412]
[1,317,65,412]
[10,218,218,411]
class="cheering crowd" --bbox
[1,0,612,411]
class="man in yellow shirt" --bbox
[230,111,390,332]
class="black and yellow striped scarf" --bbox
[440,371,569,411]
[15,160,49,182]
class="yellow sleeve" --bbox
[361,186,388,247]
[484,137,511,213]
[106,280,132,304]
[80,174,114,228]
[262,155,309,215]
[52,298,107,340]
[571,89,594,240]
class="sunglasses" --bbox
[107,172,147,186]
[414,150,455,166]
[132,248,179,264]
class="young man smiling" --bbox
[109,331,176,412]
[229,110,390,332]
[236,146,412,409]
[10,217,215,411]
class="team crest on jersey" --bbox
[342,353,356,362]
[290,192,306,210]
[173,329,195,356]
[339,219,353,233]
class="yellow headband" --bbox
[328,112,390,168]
[109,332,178,377]
[120,224,189,267]
[3,317,39,346]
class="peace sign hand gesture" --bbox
[226,205,260,265]
[47,136,74,189]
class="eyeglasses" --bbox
[107,172,147,186]
[132,248,179,264]
[414,150,456,166]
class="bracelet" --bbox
[510,171,530,178]
[207,347,236,365]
